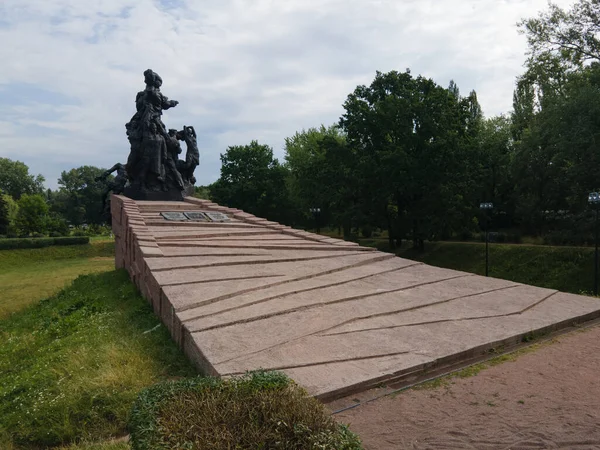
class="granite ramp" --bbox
[111,195,600,401]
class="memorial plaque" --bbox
[161,211,189,221]
[204,211,231,222]
[184,211,209,221]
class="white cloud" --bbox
[0,0,577,188]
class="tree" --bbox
[340,70,477,248]
[284,125,347,226]
[15,194,48,235]
[53,166,108,226]
[2,193,19,235]
[0,158,45,200]
[193,185,211,200]
[0,192,9,235]
[210,141,292,223]
[520,0,600,71]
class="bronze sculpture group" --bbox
[105,69,200,201]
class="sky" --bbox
[0,0,576,190]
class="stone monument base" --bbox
[111,194,600,402]
[123,185,184,201]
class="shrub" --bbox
[361,225,373,238]
[46,214,69,236]
[32,232,45,238]
[129,371,362,450]
[0,236,89,250]
[458,229,473,241]
[72,229,87,237]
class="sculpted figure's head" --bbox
[143,69,163,88]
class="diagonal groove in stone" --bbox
[184,263,436,326]
[176,265,419,322]
[154,231,283,240]
[320,283,526,337]
[319,291,561,339]
[175,253,396,313]
[158,242,370,251]
[151,252,365,272]
[162,274,283,287]
[192,274,475,364]
[221,350,412,375]
[182,262,424,323]
[211,275,500,366]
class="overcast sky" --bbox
[0,0,576,189]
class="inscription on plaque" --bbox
[160,211,189,221]
[204,211,231,222]
[184,211,209,221]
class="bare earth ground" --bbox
[335,324,600,450]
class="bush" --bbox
[543,230,591,246]
[361,225,373,238]
[0,236,89,250]
[72,229,87,237]
[46,214,69,236]
[458,229,473,241]
[32,232,45,238]
[129,371,362,450]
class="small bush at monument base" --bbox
[129,371,362,450]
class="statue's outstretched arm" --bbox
[162,95,179,110]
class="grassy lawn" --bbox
[0,243,197,449]
[0,242,116,318]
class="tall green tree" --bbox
[0,158,45,200]
[284,125,347,226]
[54,166,107,226]
[520,0,600,70]
[15,194,48,235]
[340,70,477,248]
[2,193,19,235]
[210,141,291,223]
[512,1,600,237]
[0,192,9,235]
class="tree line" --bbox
[0,160,111,237]
[2,1,599,247]
[210,0,600,248]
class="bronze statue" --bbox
[177,125,200,189]
[95,163,128,220]
[123,70,199,200]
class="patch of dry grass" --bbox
[129,372,362,450]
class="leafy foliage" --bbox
[519,0,600,70]
[15,194,49,235]
[0,158,44,200]
[54,166,108,226]
[129,371,362,450]
[210,141,292,224]
[0,192,8,235]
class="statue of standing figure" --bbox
[123,69,199,200]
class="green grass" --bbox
[0,270,196,449]
[0,242,116,318]
[363,241,597,295]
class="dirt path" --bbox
[335,325,600,449]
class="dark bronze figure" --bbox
[123,70,199,201]
[96,162,128,221]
